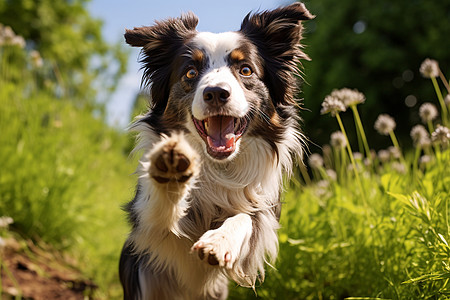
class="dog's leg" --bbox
[191,213,252,270]
[124,133,201,299]
[134,133,200,236]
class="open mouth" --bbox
[193,115,248,160]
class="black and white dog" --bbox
[119,3,313,299]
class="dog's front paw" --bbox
[149,133,200,184]
[191,230,235,269]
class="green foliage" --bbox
[0,28,133,298]
[301,0,450,148]
[230,63,450,299]
[230,144,450,299]
[0,0,128,102]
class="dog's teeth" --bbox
[204,120,209,133]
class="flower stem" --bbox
[431,76,448,126]
[427,120,434,135]
[388,130,406,166]
[299,163,311,186]
[439,69,450,94]
[351,105,372,163]
[335,113,367,205]
[412,145,421,181]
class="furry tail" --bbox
[119,240,142,300]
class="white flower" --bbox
[30,50,43,68]
[419,155,432,167]
[419,103,438,123]
[374,114,396,135]
[330,131,347,149]
[378,149,390,163]
[0,216,13,228]
[410,125,430,147]
[431,125,450,147]
[330,88,366,107]
[0,25,25,48]
[308,153,324,169]
[321,95,346,116]
[388,146,401,159]
[353,152,363,160]
[392,162,406,174]
[419,58,439,78]
[326,169,337,181]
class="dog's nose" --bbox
[203,83,231,106]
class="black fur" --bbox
[240,3,314,106]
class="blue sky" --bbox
[88,0,292,128]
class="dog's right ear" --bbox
[125,13,198,112]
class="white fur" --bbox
[191,32,249,120]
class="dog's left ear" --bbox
[240,3,314,106]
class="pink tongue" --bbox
[205,116,236,149]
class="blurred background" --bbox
[1,0,450,299]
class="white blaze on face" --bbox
[191,32,248,120]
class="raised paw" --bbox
[149,133,199,184]
[191,230,234,269]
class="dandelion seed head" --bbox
[353,152,363,160]
[12,35,25,48]
[315,180,330,197]
[388,146,401,159]
[0,25,25,48]
[431,125,450,147]
[374,114,396,135]
[30,50,43,68]
[0,216,13,228]
[419,102,438,123]
[419,155,432,167]
[330,131,347,149]
[330,88,366,107]
[392,162,406,174]
[326,169,337,181]
[419,58,439,78]
[308,153,324,169]
[321,95,346,116]
[410,125,430,147]
[378,149,390,163]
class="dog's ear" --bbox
[240,3,314,106]
[125,13,198,112]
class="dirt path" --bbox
[1,238,97,300]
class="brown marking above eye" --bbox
[191,49,204,63]
[230,49,245,62]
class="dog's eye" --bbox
[186,68,198,79]
[239,66,253,77]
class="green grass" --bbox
[230,150,450,299]
[0,42,135,297]
[229,82,450,299]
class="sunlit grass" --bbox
[0,30,134,298]
[230,61,450,299]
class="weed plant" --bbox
[230,59,450,299]
[0,25,133,298]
